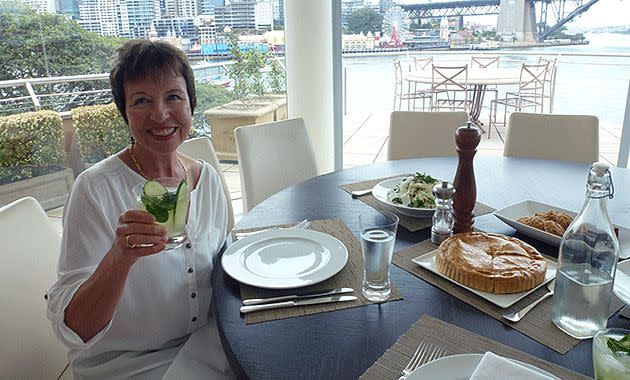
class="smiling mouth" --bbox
[149,127,176,136]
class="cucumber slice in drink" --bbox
[143,180,168,197]
[173,179,189,227]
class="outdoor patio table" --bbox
[212,156,630,380]
[404,68,520,131]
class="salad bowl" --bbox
[371,174,438,218]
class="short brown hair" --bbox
[109,39,196,123]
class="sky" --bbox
[394,0,630,28]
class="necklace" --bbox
[127,144,189,184]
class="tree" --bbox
[347,8,383,35]
[0,3,125,81]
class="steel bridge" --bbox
[399,0,600,42]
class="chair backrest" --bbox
[0,197,68,378]
[387,111,469,160]
[413,56,433,71]
[518,62,548,95]
[538,56,557,84]
[504,112,599,163]
[470,56,500,69]
[431,65,468,92]
[393,59,403,86]
[235,118,318,212]
[178,136,234,232]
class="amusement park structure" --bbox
[400,0,601,42]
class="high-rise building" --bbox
[16,0,56,13]
[177,0,198,18]
[153,17,197,38]
[200,0,224,15]
[56,0,80,18]
[379,0,394,14]
[196,14,217,44]
[271,0,283,26]
[341,0,364,27]
[125,0,159,38]
[214,0,255,30]
[255,0,272,30]
[78,0,131,36]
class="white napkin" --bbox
[469,352,555,380]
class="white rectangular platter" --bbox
[412,250,557,309]
[492,200,630,259]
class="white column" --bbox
[285,0,335,173]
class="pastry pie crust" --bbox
[435,232,547,294]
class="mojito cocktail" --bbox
[593,328,630,380]
[133,177,189,250]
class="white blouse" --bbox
[46,155,233,379]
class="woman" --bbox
[46,40,233,379]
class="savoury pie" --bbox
[435,232,547,294]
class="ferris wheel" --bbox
[382,6,411,47]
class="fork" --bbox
[234,219,310,240]
[398,341,447,379]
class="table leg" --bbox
[469,84,486,133]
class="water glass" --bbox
[132,177,189,250]
[593,328,630,379]
[359,211,399,302]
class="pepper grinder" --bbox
[431,181,455,245]
[453,122,481,234]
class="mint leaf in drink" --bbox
[162,192,177,210]
[146,203,169,223]
[606,334,630,355]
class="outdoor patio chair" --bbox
[489,62,549,138]
[0,197,69,379]
[387,111,469,160]
[410,56,434,110]
[538,57,558,113]
[234,117,318,212]
[470,55,500,109]
[504,112,599,163]
[430,65,471,113]
[178,136,235,232]
[393,59,433,111]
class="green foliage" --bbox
[0,110,64,182]
[192,81,238,137]
[347,8,383,35]
[0,3,125,81]
[268,59,286,94]
[226,32,279,101]
[73,103,128,164]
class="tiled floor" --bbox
[47,110,622,226]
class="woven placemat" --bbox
[392,239,624,354]
[339,176,494,232]
[232,219,404,324]
[621,306,630,319]
[359,314,590,380]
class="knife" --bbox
[242,287,354,306]
[240,295,357,314]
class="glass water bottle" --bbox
[551,162,619,339]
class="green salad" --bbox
[607,333,630,356]
[386,172,439,208]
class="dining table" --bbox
[404,68,521,131]
[211,156,630,380]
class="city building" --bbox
[15,0,55,13]
[342,32,376,51]
[77,0,131,37]
[56,0,80,18]
[196,15,217,45]
[341,0,364,27]
[153,17,197,39]
[214,0,255,30]
[125,0,160,38]
[255,0,273,30]
[272,0,283,26]
[200,0,224,15]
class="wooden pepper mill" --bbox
[453,122,481,234]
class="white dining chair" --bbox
[387,111,469,160]
[234,117,318,212]
[178,136,234,232]
[504,112,599,163]
[0,197,69,379]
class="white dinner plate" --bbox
[371,177,435,218]
[221,229,348,289]
[412,250,557,309]
[493,200,630,259]
[406,354,559,380]
[614,260,630,306]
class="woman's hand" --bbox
[114,210,168,264]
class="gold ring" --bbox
[126,235,136,249]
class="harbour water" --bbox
[343,33,630,128]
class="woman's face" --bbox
[124,70,192,157]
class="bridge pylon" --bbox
[496,0,536,42]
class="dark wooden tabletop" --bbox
[211,156,630,380]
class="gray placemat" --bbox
[392,239,624,354]
[232,219,404,324]
[621,306,630,319]
[339,176,494,232]
[359,314,590,380]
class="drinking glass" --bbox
[592,328,630,379]
[359,211,399,302]
[132,177,189,250]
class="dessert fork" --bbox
[398,341,447,379]
[503,279,556,323]
[234,219,310,240]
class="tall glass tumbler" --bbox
[359,211,399,302]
